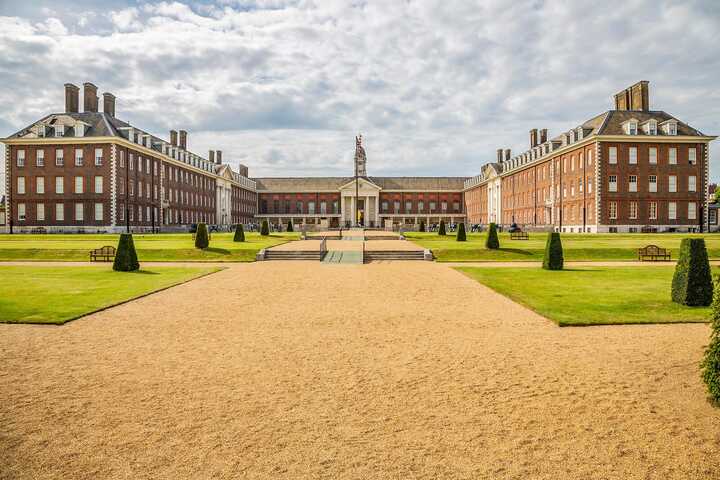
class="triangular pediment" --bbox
[338,177,381,192]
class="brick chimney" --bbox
[64,83,79,113]
[539,128,548,144]
[179,130,187,150]
[496,149,503,162]
[83,82,98,112]
[529,128,538,148]
[102,92,115,117]
[209,150,215,164]
[238,164,249,177]
[170,130,178,147]
[614,80,649,111]
[216,150,222,164]
[504,149,511,161]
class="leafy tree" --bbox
[287,220,294,232]
[714,186,720,204]
[672,238,713,306]
[113,233,140,272]
[195,222,209,249]
[701,276,720,405]
[456,222,466,241]
[260,219,270,236]
[438,220,446,236]
[233,224,245,242]
[419,220,426,232]
[485,223,499,249]
[542,232,564,270]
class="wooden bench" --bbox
[638,245,671,261]
[510,231,529,240]
[90,245,116,262]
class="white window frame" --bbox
[55,149,64,166]
[36,176,44,194]
[95,148,103,166]
[17,203,26,221]
[629,147,637,164]
[17,176,25,194]
[669,148,677,165]
[688,202,697,220]
[608,175,618,192]
[36,149,45,167]
[37,203,45,221]
[56,203,64,221]
[609,201,617,220]
[688,175,697,192]
[75,148,83,167]
[55,176,64,194]
[649,202,658,220]
[75,203,84,221]
[17,149,25,167]
[649,175,657,193]
[688,148,697,165]
[668,202,677,220]
[669,175,677,193]
[75,176,84,194]
[649,147,657,165]
[629,201,638,220]
[629,175,637,192]
[95,203,103,221]
[608,147,617,164]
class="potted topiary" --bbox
[485,222,499,249]
[113,233,140,272]
[419,220,426,232]
[672,238,713,306]
[542,232,564,270]
[260,219,270,236]
[702,276,720,405]
[233,224,245,242]
[287,220,293,232]
[438,220,446,236]
[456,222,466,242]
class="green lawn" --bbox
[406,232,720,262]
[0,265,222,324]
[0,232,298,262]
[457,266,711,326]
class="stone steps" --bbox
[364,250,426,262]
[264,250,323,261]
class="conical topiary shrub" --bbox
[287,220,294,232]
[419,220,426,232]
[456,222,466,242]
[195,222,209,249]
[542,232,564,270]
[485,222,499,249]
[260,219,270,236]
[701,276,720,405]
[113,233,140,272]
[233,224,245,242]
[438,220,446,236]
[672,238,713,306]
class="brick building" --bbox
[464,81,716,233]
[2,82,256,233]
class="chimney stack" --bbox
[83,82,98,112]
[209,150,215,164]
[64,83,79,113]
[179,130,187,150]
[529,128,538,148]
[496,149,503,162]
[102,92,115,117]
[216,150,222,164]
[613,80,649,111]
[238,164,249,177]
[539,128,548,144]
[170,130,178,147]
[504,149,511,162]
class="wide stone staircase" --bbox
[363,250,427,262]
[263,250,325,261]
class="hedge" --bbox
[233,224,245,242]
[419,220,426,232]
[671,238,713,306]
[542,232,564,270]
[195,223,209,249]
[113,233,140,272]
[456,222,466,242]
[485,223,499,249]
[438,220,446,236]
[287,220,293,232]
[260,220,270,236]
[701,276,720,405]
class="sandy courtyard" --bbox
[1,262,719,479]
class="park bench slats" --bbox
[89,245,116,262]
[510,231,529,240]
[638,244,671,261]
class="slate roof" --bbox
[596,110,705,136]
[253,176,467,192]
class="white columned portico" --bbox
[338,178,381,227]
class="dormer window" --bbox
[626,122,638,135]
[644,120,657,135]
[661,120,678,136]
[577,127,584,140]
[75,124,85,137]
[55,124,64,137]
[37,124,46,137]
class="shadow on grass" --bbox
[128,270,161,275]
[497,248,535,256]
[203,247,231,255]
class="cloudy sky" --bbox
[1,0,720,195]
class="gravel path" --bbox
[1,262,718,479]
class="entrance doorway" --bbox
[358,199,365,226]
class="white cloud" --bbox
[0,0,719,197]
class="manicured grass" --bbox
[0,232,298,262]
[457,266,712,326]
[0,265,222,324]
[406,232,720,262]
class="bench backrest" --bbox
[94,246,116,254]
[640,245,664,254]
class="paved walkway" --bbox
[0,262,717,479]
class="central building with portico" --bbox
[253,137,467,229]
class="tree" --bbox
[287,220,294,232]
[438,220,446,236]
[113,233,140,272]
[714,186,720,204]
[456,222,466,242]
[260,219,270,236]
[701,276,720,405]
[672,238,713,306]
[195,222,209,249]
[233,224,245,242]
[485,223,499,249]
[419,220,426,232]
[542,232,564,270]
